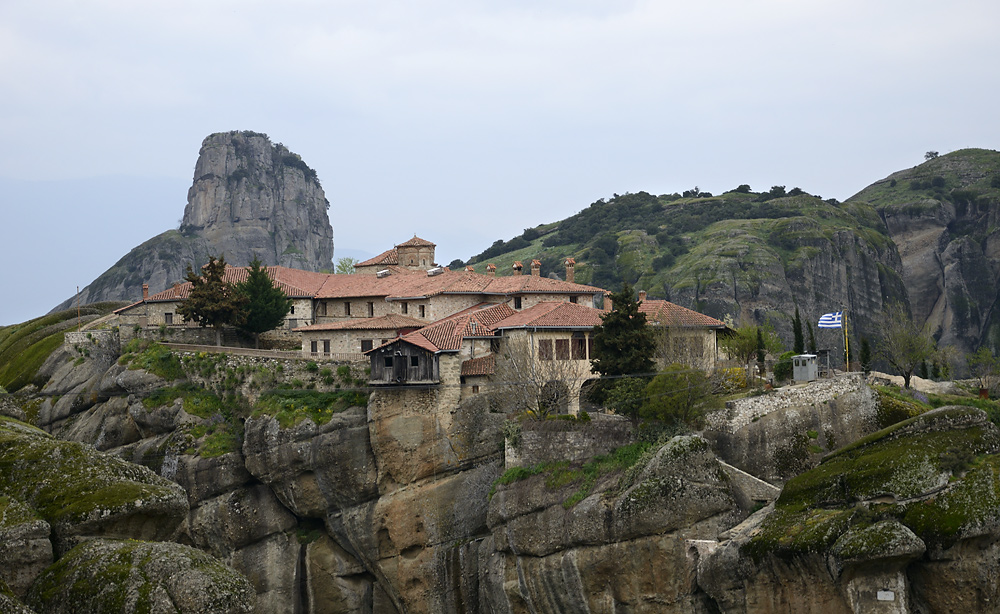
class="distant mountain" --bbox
[52,131,334,311]
[456,149,1000,361]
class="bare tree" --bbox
[876,302,938,389]
[490,333,591,419]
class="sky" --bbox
[2,0,999,325]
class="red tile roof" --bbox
[461,354,495,377]
[296,314,425,332]
[357,248,398,267]
[396,236,435,248]
[144,265,324,302]
[387,302,515,354]
[493,302,605,330]
[638,300,727,328]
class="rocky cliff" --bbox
[846,148,1000,357]
[9,331,1000,613]
[53,131,334,311]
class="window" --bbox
[361,340,373,352]
[571,336,587,360]
[538,339,553,360]
[290,305,295,314]
[323,340,330,354]
[384,357,394,368]
[588,337,595,359]
[344,302,351,316]
[555,339,570,360]
[402,302,408,314]
[513,297,522,309]
[310,340,317,353]
[410,355,419,367]
[419,305,426,318]
[367,302,374,317]
[164,313,173,325]
[317,302,327,316]
[472,385,480,394]
[569,296,578,304]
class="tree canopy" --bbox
[334,257,358,275]
[640,364,719,428]
[235,256,292,347]
[876,302,938,388]
[590,282,656,379]
[176,255,246,346]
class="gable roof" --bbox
[371,302,515,355]
[461,354,495,377]
[493,301,605,330]
[638,300,727,329]
[296,314,425,332]
[144,265,325,302]
[396,236,435,248]
[357,248,398,267]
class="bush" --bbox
[774,351,794,381]
[640,364,719,428]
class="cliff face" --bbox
[53,131,333,311]
[10,336,1000,613]
[181,131,333,270]
[847,149,1000,357]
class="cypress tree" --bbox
[236,256,292,348]
[793,306,805,354]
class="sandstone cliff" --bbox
[847,148,1000,357]
[11,332,1000,613]
[53,131,334,311]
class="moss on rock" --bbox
[26,539,254,614]
[0,417,187,553]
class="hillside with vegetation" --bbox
[457,149,1000,361]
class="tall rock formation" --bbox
[53,131,333,311]
[846,148,1000,358]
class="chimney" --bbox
[486,264,497,278]
[638,290,647,302]
[530,259,541,277]
[512,261,523,276]
[565,258,575,283]
[604,293,613,312]
[465,266,475,272]
[142,284,149,300]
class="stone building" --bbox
[637,290,730,372]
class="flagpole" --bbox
[843,308,849,371]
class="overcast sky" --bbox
[2,0,999,325]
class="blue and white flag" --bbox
[818,311,843,328]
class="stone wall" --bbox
[507,416,634,467]
[65,330,121,366]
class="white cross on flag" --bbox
[818,311,843,328]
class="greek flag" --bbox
[818,311,843,328]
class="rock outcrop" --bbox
[53,130,334,311]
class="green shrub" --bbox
[253,389,370,428]
[305,361,319,373]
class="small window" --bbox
[410,355,419,367]
[555,339,570,360]
[384,357,394,368]
[164,313,173,325]
[514,297,522,309]
[472,385,480,394]
[538,339,553,360]
[323,340,330,353]
[419,305,426,318]
[310,340,318,353]
[361,340,373,352]
[344,302,351,316]
[569,296,577,304]
[290,305,295,314]
[571,337,587,360]
[367,302,374,317]
[402,302,408,314]
[317,302,327,316]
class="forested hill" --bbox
[455,148,1000,359]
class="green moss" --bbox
[252,389,369,428]
[142,383,221,418]
[119,340,184,381]
[744,407,1000,560]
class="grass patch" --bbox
[142,383,221,418]
[119,339,184,381]
[252,389,370,428]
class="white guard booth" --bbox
[792,354,818,382]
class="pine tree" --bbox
[236,256,292,348]
[590,282,656,379]
[808,323,817,353]
[793,306,805,354]
[177,255,246,346]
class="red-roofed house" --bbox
[636,290,729,371]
